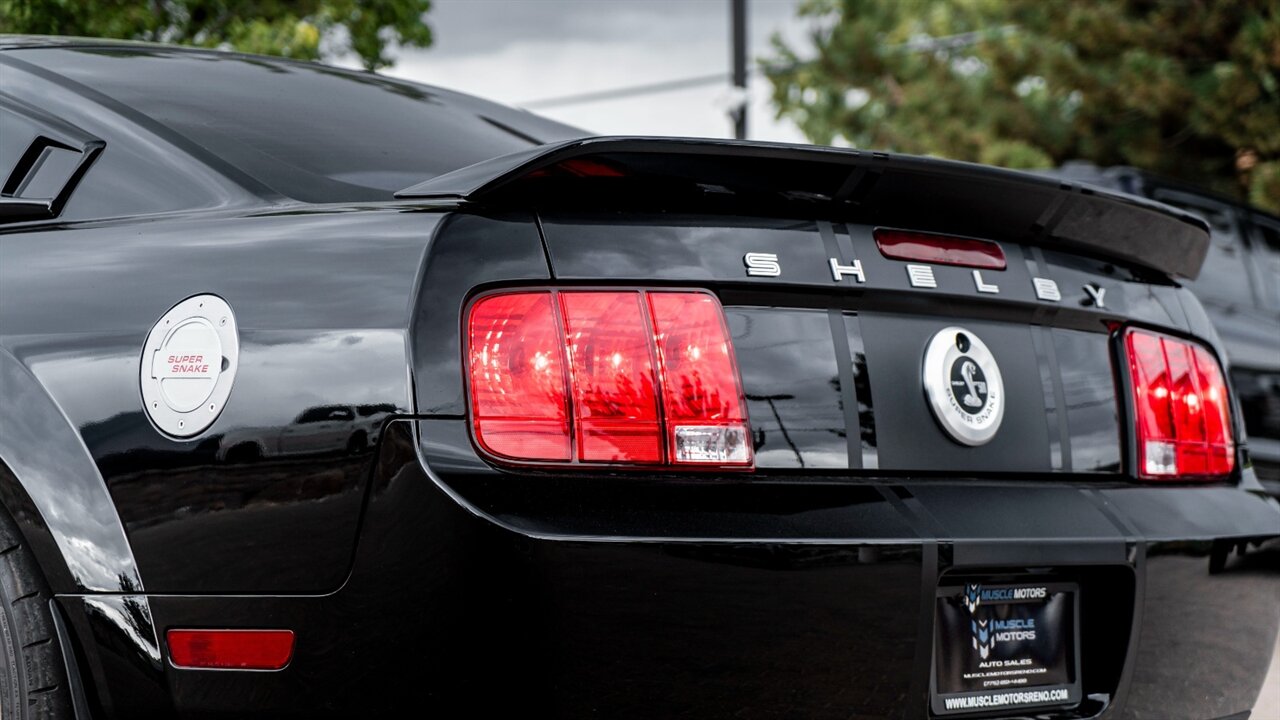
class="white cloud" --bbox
[375,0,815,143]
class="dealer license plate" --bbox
[931,581,1081,715]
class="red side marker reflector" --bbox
[167,629,295,670]
[874,229,1007,270]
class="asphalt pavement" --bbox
[1259,628,1280,719]
[1252,539,1280,720]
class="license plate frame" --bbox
[930,580,1082,716]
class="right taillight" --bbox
[1124,327,1234,480]
[466,289,752,469]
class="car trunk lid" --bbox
[407,138,1216,478]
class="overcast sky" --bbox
[371,0,815,143]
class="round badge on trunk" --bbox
[139,294,239,438]
[922,326,1004,446]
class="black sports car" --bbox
[1,37,1277,719]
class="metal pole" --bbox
[731,0,748,139]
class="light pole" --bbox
[730,0,748,139]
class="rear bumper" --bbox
[59,420,1280,719]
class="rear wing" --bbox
[397,136,1211,279]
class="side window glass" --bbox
[1249,219,1280,311]
[2,67,250,224]
[1159,197,1256,310]
[296,408,326,425]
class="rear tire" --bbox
[346,432,368,455]
[226,442,263,464]
[0,508,73,719]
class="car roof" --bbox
[0,35,588,204]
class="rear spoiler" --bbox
[396,136,1211,279]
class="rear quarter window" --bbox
[14,47,570,203]
[2,59,253,222]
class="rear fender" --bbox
[0,347,143,594]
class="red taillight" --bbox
[468,293,571,461]
[1124,328,1234,479]
[561,292,662,463]
[167,629,294,670]
[467,290,751,468]
[647,293,751,464]
[874,228,1007,270]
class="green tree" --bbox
[0,0,432,70]
[766,0,1280,212]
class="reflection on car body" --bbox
[218,404,393,461]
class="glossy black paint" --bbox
[398,139,1210,282]
[538,215,1174,477]
[541,215,1191,328]
[0,52,261,219]
[409,212,550,417]
[1053,328,1124,472]
[48,421,1278,718]
[11,46,573,204]
[57,593,168,717]
[1,207,438,592]
[0,39,1276,720]
[0,353,141,594]
[729,307,849,469]
[863,313,1050,472]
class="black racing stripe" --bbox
[1030,325,1065,471]
[843,310,879,470]
[910,539,940,720]
[828,309,861,470]
[1041,327,1073,472]
[817,219,842,273]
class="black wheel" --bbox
[1208,540,1231,575]
[226,442,263,464]
[346,432,368,455]
[0,508,73,719]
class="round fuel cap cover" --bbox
[140,294,239,438]
[922,326,1004,446]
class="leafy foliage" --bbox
[0,0,432,70]
[767,0,1280,212]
